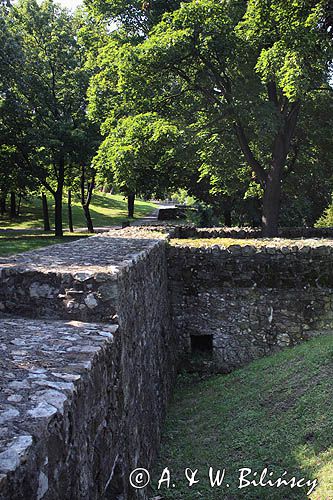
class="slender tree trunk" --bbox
[81,166,95,234]
[17,193,22,216]
[54,189,63,237]
[261,165,282,237]
[83,204,94,233]
[68,190,74,233]
[127,193,135,218]
[42,193,51,231]
[0,194,6,215]
[10,192,16,218]
[223,209,232,227]
[54,157,64,238]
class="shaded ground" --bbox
[153,335,333,499]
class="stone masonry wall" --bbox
[2,225,333,499]
[0,230,176,500]
[167,242,333,372]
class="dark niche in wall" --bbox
[191,334,213,354]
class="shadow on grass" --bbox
[0,193,157,230]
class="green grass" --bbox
[0,232,88,256]
[153,335,333,499]
[0,193,157,230]
[0,193,157,255]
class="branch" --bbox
[267,81,279,108]
[285,101,301,148]
[85,170,96,207]
[233,121,267,185]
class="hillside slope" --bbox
[154,335,333,499]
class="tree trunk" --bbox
[17,193,22,216]
[54,157,64,238]
[80,166,95,234]
[10,192,16,218]
[261,166,282,237]
[223,209,232,227]
[0,195,6,215]
[54,189,63,237]
[83,204,94,233]
[261,102,300,237]
[68,190,74,233]
[42,193,51,231]
[127,193,135,218]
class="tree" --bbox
[96,0,332,235]
[3,0,94,236]
[0,2,34,219]
[280,88,333,226]
[93,112,186,216]
[86,0,192,216]
[87,0,182,34]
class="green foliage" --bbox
[0,0,101,234]
[186,201,219,228]
[1,0,332,233]
[171,189,196,206]
[281,90,333,226]
[93,112,186,197]
[239,0,331,100]
[86,0,182,33]
[315,198,333,227]
[88,0,332,233]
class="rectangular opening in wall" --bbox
[191,335,213,353]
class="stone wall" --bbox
[167,242,333,372]
[0,230,176,500]
[2,226,333,499]
[157,207,187,221]
[0,318,120,500]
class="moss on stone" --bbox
[169,237,333,249]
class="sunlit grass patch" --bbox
[0,193,157,230]
[0,232,88,256]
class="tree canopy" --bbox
[88,0,332,234]
[0,0,332,235]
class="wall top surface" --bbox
[0,228,166,275]
[0,317,118,479]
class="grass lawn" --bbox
[0,193,157,230]
[0,232,88,257]
[0,193,157,256]
[153,335,333,499]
